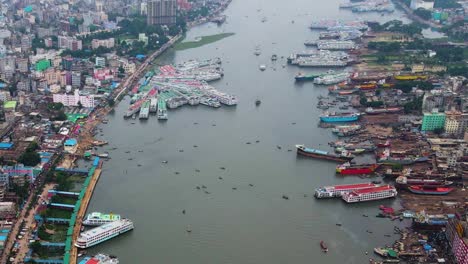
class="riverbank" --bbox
[174,33,235,51]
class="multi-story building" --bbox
[445,217,468,264]
[44,69,60,85]
[52,89,95,108]
[58,36,82,51]
[445,111,461,135]
[16,58,29,73]
[21,35,32,51]
[71,71,81,88]
[95,57,106,67]
[421,109,446,131]
[123,62,136,73]
[147,0,177,25]
[91,38,115,49]
[410,0,434,10]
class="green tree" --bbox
[54,110,67,121]
[18,151,41,166]
[414,8,432,20]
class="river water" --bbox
[85,0,411,263]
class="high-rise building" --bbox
[422,109,446,131]
[147,0,177,25]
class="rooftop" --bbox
[3,101,17,109]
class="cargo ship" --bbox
[294,72,320,81]
[332,124,361,136]
[365,107,403,115]
[336,163,379,175]
[138,100,150,119]
[82,212,121,226]
[334,147,365,154]
[329,141,376,151]
[395,176,453,189]
[408,186,454,195]
[320,112,360,123]
[79,254,119,264]
[316,40,356,50]
[314,72,350,85]
[394,74,427,81]
[356,83,377,90]
[296,145,354,162]
[314,182,378,198]
[412,211,454,230]
[75,219,134,248]
[341,185,397,203]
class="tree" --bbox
[18,151,41,166]
[30,241,42,253]
[108,98,115,107]
[54,110,67,121]
[433,128,444,135]
[26,141,39,152]
[414,8,432,20]
[118,66,125,74]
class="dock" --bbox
[67,165,102,264]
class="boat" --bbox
[295,144,354,162]
[412,211,454,230]
[294,72,320,81]
[320,112,360,123]
[157,97,168,120]
[75,219,134,248]
[335,147,366,154]
[331,124,361,134]
[79,253,119,264]
[96,153,109,158]
[341,185,397,203]
[254,46,261,56]
[395,176,453,188]
[82,212,121,226]
[92,140,108,146]
[320,241,328,252]
[365,107,403,115]
[336,163,379,175]
[408,186,454,195]
[374,248,398,258]
[315,182,378,198]
[314,72,350,85]
[255,99,261,106]
[271,54,278,61]
[259,64,267,71]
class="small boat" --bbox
[259,64,267,71]
[320,241,328,252]
[254,46,261,56]
[408,186,454,195]
[271,54,278,61]
[255,99,261,106]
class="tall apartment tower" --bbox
[147,0,177,25]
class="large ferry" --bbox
[82,212,121,226]
[75,219,134,248]
[79,254,119,264]
[342,185,397,203]
[314,72,350,85]
[365,107,403,115]
[295,145,354,162]
[320,112,360,123]
[395,176,453,189]
[314,182,378,198]
[294,72,320,81]
[336,163,379,175]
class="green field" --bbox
[174,33,235,51]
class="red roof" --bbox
[334,183,375,190]
[352,185,394,194]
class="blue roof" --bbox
[0,142,13,149]
[64,139,77,146]
[0,236,7,241]
[136,54,146,59]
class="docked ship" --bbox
[314,182,378,198]
[334,147,365,154]
[295,145,354,162]
[149,98,158,113]
[341,185,397,203]
[331,124,361,135]
[378,149,429,165]
[157,98,168,120]
[336,163,379,175]
[79,254,119,264]
[75,219,134,248]
[316,40,356,50]
[408,186,454,195]
[330,141,376,151]
[297,58,348,67]
[320,112,360,123]
[294,72,320,81]
[412,211,454,230]
[138,100,150,119]
[365,107,403,115]
[82,212,121,226]
[395,176,453,189]
[314,72,350,85]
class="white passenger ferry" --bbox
[75,219,134,248]
[341,185,397,203]
[314,182,378,198]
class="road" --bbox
[394,0,442,29]
[12,184,55,264]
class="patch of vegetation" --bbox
[368,20,423,36]
[51,195,77,205]
[44,208,72,219]
[174,33,235,51]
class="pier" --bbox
[64,160,102,264]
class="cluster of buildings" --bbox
[409,0,467,24]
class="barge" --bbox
[296,144,354,162]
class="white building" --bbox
[95,57,106,67]
[123,62,136,73]
[410,0,434,10]
[52,89,95,108]
[91,38,115,49]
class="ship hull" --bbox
[297,148,351,162]
[336,167,377,175]
[320,116,358,123]
[408,187,453,195]
[295,75,318,81]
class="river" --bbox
[85,0,411,263]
